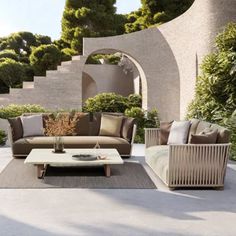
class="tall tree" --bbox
[125,0,194,33]
[61,0,125,53]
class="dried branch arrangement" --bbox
[44,113,83,136]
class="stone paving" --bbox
[0,145,236,236]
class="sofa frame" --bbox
[145,128,231,189]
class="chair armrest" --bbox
[145,128,160,148]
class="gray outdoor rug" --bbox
[0,159,157,189]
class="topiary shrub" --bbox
[187,22,236,159]
[30,44,61,76]
[0,58,26,89]
[0,129,7,146]
[0,104,47,119]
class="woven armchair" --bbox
[145,128,231,189]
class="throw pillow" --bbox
[8,117,23,141]
[190,128,218,144]
[167,121,191,144]
[159,121,173,145]
[99,114,123,137]
[20,114,44,137]
[73,112,90,136]
[121,117,135,141]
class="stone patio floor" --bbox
[0,144,236,236]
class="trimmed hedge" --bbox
[0,104,47,119]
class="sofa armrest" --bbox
[168,144,231,187]
[145,128,160,148]
[130,124,137,145]
[8,124,15,154]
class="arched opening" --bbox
[82,72,97,104]
[83,49,148,110]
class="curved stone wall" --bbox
[0,0,235,120]
[83,0,236,120]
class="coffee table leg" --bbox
[37,164,46,179]
[104,165,111,177]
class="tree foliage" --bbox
[187,23,236,158]
[187,23,236,122]
[125,0,194,33]
[61,0,126,53]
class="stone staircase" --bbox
[0,55,87,110]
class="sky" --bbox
[0,0,141,40]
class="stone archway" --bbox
[83,49,148,110]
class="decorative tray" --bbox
[72,154,98,161]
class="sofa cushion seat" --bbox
[13,136,131,156]
[145,145,169,184]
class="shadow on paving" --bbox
[89,165,236,221]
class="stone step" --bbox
[61,60,72,66]
[23,82,34,89]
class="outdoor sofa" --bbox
[145,119,231,189]
[8,112,136,158]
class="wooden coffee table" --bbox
[24,149,124,179]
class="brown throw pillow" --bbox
[121,117,135,142]
[99,114,123,137]
[73,112,90,136]
[8,117,23,141]
[159,121,173,145]
[190,128,218,144]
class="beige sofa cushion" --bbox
[195,121,211,134]
[13,136,131,156]
[99,114,123,137]
[210,124,231,143]
[146,145,169,184]
[188,119,200,142]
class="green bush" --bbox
[225,111,236,160]
[83,93,158,143]
[0,104,47,119]
[0,129,6,146]
[83,93,142,113]
[187,23,236,159]
[125,107,159,143]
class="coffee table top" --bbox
[24,149,124,166]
